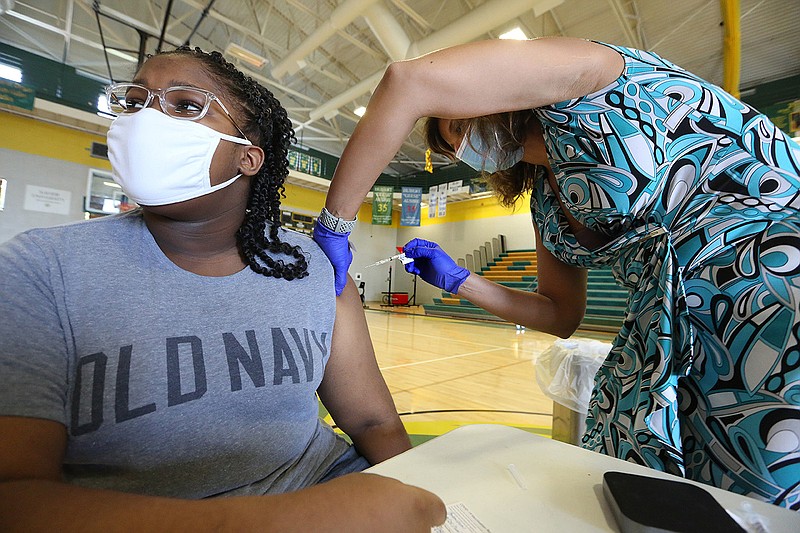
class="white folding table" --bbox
[367,424,800,532]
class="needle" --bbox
[365,252,411,268]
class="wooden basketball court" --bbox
[326,306,616,444]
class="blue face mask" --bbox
[455,128,524,173]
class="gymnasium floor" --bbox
[322,304,617,446]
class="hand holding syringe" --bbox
[365,252,414,268]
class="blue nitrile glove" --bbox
[403,238,470,294]
[312,221,352,296]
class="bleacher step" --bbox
[428,249,627,333]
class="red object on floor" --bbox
[382,292,409,305]
[391,293,409,305]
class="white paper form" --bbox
[433,502,491,533]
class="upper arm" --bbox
[0,416,66,483]
[317,277,399,434]
[399,37,624,119]
[532,223,587,332]
[0,238,69,484]
[326,37,623,218]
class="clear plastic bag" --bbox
[534,338,611,414]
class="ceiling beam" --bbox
[77,1,183,50]
[178,0,283,53]
[549,9,566,35]
[61,0,74,62]
[237,64,320,106]
[272,0,380,79]
[284,0,384,63]
[389,0,433,33]
[648,0,715,51]
[408,0,562,56]
[308,70,383,122]
[74,1,129,47]
[363,2,411,60]
[606,0,643,49]
[5,9,138,62]
[309,0,564,122]
[0,15,61,61]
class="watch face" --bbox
[334,217,356,233]
[321,208,355,233]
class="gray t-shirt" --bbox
[0,210,367,498]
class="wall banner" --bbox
[0,79,35,111]
[428,185,438,218]
[287,149,324,177]
[401,186,422,226]
[371,185,394,225]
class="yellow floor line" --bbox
[324,415,551,439]
[402,420,551,438]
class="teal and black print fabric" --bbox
[530,43,800,509]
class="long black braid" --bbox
[161,46,309,281]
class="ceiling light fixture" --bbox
[224,43,268,68]
[354,106,366,117]
[499,27,528,40]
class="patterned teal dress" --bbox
[530,43,800,509]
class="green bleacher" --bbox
[423,249,628,333]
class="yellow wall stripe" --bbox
[0,110,111,170]
[1,110,528,225]
[419,193,529,225]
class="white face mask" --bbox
[106,108,252,206]
[455,127,524,174]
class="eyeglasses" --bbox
[105,82,249,140]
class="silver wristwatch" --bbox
[318,207,357,233]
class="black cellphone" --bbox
[602,471,746,533]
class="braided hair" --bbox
[160,46,308,281]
